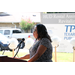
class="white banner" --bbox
[41,13,75,52]
[41,13,75,24]
[45,24,74,53]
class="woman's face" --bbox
[33,27,38,39]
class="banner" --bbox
[41,13,75,24]
[41,13,75,52]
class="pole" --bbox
[12,22,16,28]
[55,46,57,62]
[73,49,75,62]
[12,49,14,57]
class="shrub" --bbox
[20,18,35,32]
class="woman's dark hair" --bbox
[35,24,52,42]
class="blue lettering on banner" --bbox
[64,25,75,40]
[64,35,73,40]
[64,33,75,36]
[65,25,75,32]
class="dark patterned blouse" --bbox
[29,38,53,62]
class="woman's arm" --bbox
[19,54,30,60]
[28,45,47,62]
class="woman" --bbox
[19,24,53,62]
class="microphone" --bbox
[17,38,25,48]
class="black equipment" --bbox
[0,38,25,58]
[16,38,25,49]
[14,38,25,58]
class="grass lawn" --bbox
[0,51,73,62]
[52,52,73,62]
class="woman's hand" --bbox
[15,54,30,60]
[10,57,19,59]
[14,57,19,59]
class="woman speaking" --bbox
[18,24,53,62]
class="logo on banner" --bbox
[64,25,75,40]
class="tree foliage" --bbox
[20,18,35,32]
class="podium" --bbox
[0,55,27,62]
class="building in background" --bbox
[0,12,41,32]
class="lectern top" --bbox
[0,55,27,62]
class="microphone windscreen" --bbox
[22,38,25,41]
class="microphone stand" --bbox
[14,38,25,58]
[13,44,21,58]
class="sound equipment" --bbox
[17,38,25,48]
[0,55,27,62]
[14,38,25,58]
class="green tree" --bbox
[20,18,35,32]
